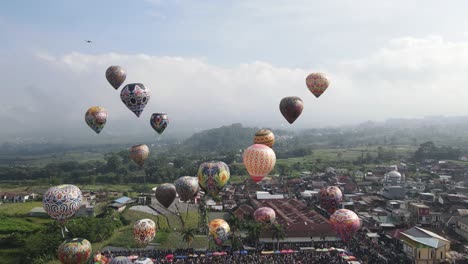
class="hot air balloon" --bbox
[174,176,199,202]
[329,209,361,243]
[120,83,151,117]
[254,207,276,225]
[58,238,92,264]
[243,144,276,183]
[150,113,169,135]
[197,161,230,197]
[43,184,82,225]
[306,72,329,98]
[85,106,108,134]
[319,186,343,215]
[208,219,230,246]
[155,183,177,208]
[106,66,126,90]
[129,144,149,167]
[133,219,156,247]
[253,129,275,148]
[109,256,132,264]
[279,96,303,124]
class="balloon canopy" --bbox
[120,83,151,117]
[329,209,361,243]
[175,176,199,202]
[155,183,177,208]
[58,238,92,264]
[254,207,276,225]
[85,106,108,134]
[197,161,230,197]
[129,144,150,167]
[208,219,230,246]
[253,129,275,148]
[319,186,343,215]
[106,66,127,90]
[43,184,82,225]
[243,144,276,182]
[279,96,304,124]
[306,72,329,98]
[150,113,169,135]
[133,219,156,247]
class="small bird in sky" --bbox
[85,40,92,43]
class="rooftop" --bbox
[400,227,449,249]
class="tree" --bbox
[246,221,262,248]
[271,223,285,250]
[227,215,242,249]
[181,228,196,248]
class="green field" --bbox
[0,201,43,216]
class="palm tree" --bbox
[271,223,285,250]
[181,228,196,248]
[246,222,262,248]
[227,215,242,249]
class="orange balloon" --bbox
[243,144,276,182]
[253,129,275,148]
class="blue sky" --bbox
[2,1,468,142]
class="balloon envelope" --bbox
[197,161,230,197]
[106,66,127,90]
[43,184,82,225]
[319,186,343,215]
[120,83,151,117]
[329,209,361,243]
[243,144,276,182]
[129,144,149,167]
[306,72,329,98]
[254,129,275,148]
[58,238,92,264]
[85,106,107,134]
[175,176,199,202]
[155,183,177,208]
[254,207,276,225]
[150,113,169,135]
[134,219,156,247]
[279,96,303,124]
[208,219,230,246]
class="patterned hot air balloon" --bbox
[329,209,361,243]
[109,256,132,264]
[58,238,92,264]
[85,106,108,134]
[197,161,230,197]
[129,144,149,167]
[150,113,169,135]
[208,219,230,246]
[133,219,156,247]
[243,144,276,183]
[254,207,276,225]
[174,176,199,202]
[319,186,343,215]
[253,129,275,148]
[106,66,126,90]
[155,183,177,208]
[279,96,304,124]
[306,72,329,98]
[120,83,151,117]
[43,185,82,225]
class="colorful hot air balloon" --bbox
[208,219,230,246]
[329,209,361,243]
[306,72,329,98]
[106,66,127,90]
[155,183,177,208]
[197,161,230,197]
[150,113,169,135]
[43,184,82,225]
[58,238,92,264]
[109,256,132,264]
[254,207,276,225]
[279,96,304,124]
[133,219,156,247]
[85,106,108,134]
[120,83,151,117]
[253,129,275,148]
[174,176,199,202]
[129,144,149,167]
[319,186,343,215]
[243,144,276,183]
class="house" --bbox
[382,186,405,199]
[233,204,254,220]
[108,196,134,212]
[353,170,365,182]
[408,203,430,226]
[455,216,468,241]
[75,201,95,217]
[28,207,48,217]
[399,227,450,264]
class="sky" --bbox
[2,0,468,143]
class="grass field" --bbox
[0,201,43,216]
